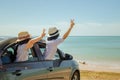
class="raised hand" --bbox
[62,19,75,40]
[41,28,46,37]
[70,19,75,28]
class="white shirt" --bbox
[16,44,28,62]
[44,38,64,60]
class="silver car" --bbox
[0,37,80,80]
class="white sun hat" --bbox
[48,27,60,37]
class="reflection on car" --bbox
[0,37,80,80]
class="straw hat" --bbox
[17,31,31,42]
[48,27,59,37]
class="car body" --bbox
[0,37,80,80]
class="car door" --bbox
[38,44,72,80]
[0,61,49,80]
[0,45,48,80]
[46,52,72,80]
[0,49,17,80]
[1,61,48,80]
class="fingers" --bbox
[43,28,46,33]
[71,19,75,25]
[42,28,46,36]
[71,19,74,22]
[71,19,74,23]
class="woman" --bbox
[44,19,75,60]
[16,29,46,62]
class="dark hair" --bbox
[47,34,59,41]
[18,38,31,45]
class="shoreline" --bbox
[79,62,120,80]
[78,61,120,73]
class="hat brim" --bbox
[47,30,60,37]
[16,35,31,42]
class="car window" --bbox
[53,52,60,60]
[40,47,45,55]
[28,48,38,61]
[7,47,14,54]
[1,44,39,64]
[1,47,14,64]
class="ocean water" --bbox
[58,36,120,67]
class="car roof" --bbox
[0,37,17,49]
[0,37,46,50]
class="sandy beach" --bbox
[79,62,120,80]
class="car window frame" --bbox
[1,42,40,65]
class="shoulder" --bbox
[56,37,64,41]
[54,37,64,44]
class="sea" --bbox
[58,36,120,67]
[0,36,120,68]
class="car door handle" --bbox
[47,67,54,72]
[12,70,22,76]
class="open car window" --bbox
[53,52,60,60]
[1,46,15,64]
[1,43,39,64]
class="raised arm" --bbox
[25,29,46,50]
[62,19,75,40]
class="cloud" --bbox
[0,22,120,36]
[73,22,120,36]
[0,24,47,36]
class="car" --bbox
[0,37,80,80]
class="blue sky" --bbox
[0,0,120,36]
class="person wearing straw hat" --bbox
[15,29,46,62]
[44,19,75,60]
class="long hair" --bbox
[47,34,59,41]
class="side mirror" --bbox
[64,53,73,60]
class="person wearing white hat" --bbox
[15,29,46,62]
[44,19,75,60]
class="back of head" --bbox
[47,34,59,41]
[47,27,60,41]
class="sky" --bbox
[0,0,120,36]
